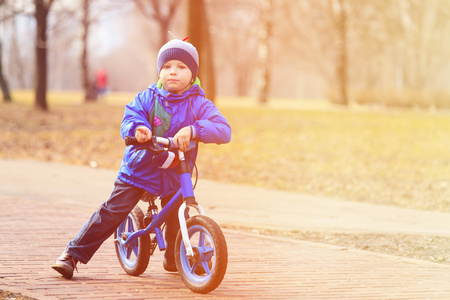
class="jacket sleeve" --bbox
[192,99,231,144]
[121,90,154,139]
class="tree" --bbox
[0,0,12,102]
[81,0,93,101]
[0,41,11,102]
[257,0,272,105]
[207,0,259,97]
[134,0,178,48]
[328,0,348,105]
[34,0,55,110]
[345,0,450,107]
[185,0,216,102]
[279,0,347,103]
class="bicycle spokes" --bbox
[114,206,151,276]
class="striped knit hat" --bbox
[157,39,199,79]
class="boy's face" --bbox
[159,60,193,95]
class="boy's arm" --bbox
[191,100,231,144]
[121,91,154,140]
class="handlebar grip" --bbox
[124,135,196,152]
[124,136,139,146]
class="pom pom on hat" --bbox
[152,151,179,169]
[157,39,199,79]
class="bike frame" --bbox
[117,137,205,257]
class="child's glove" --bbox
[152,151,179,169]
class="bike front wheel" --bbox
[175,215,228,294]
[114,205,150,276]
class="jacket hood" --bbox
[149,77,204,102]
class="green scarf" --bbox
[150,78,200,137]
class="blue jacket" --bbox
[117,79,231,198]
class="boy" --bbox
[52,39,232,279]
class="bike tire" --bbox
[114,205,150,276]
[174,215,228,294]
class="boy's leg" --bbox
[67,179,145,263]
[53,179,144,277]
[161,192,179,272]
[161,195,206,275]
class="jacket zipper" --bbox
[131,149,145,169]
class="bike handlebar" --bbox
[124,136,169,146]
[124,136,139,146]
[124,136,196,153]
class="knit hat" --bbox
[157,39,199,79]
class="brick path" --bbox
[1,195,450,299]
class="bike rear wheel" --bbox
[114,206,150,276]
[175,215,228,294]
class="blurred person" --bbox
[52,39,231,279]
[95,67,108,100]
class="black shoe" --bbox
[52,252,78,279]
[163,256,177,272]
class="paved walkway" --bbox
[1,159,450,299]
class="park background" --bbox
[2,0,450,108]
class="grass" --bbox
[199,106,450,212]
[2,90,450,212]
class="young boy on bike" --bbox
[52,38,232,279]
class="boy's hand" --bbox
[135,126,152,143]
[173,126,191,152]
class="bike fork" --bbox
[177,150,206,257]
[178,202,206,257]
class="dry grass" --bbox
[198,105,450,212]
[0,290,36,300]
[2,92,450,213]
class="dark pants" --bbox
[66,179,178,264]
[161,192,180,263]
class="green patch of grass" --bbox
[197,107,450,212]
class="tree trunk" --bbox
[202,9,215,101]
[0,40,11,102]
[257,0,272,105]
[185,0,216,102]
[334,0,348,105]
[0,0,11,102]
[34,0,52,111]
[81,0,93,102]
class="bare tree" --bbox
[34,0,55,110]
[1,1,35,91]
[208,0,259,97]
[0,42,11,102]
[280,0,342,100]
[9,12,27,89]
[398,0,450,90]
[346,0,450,107]
[256,0,272,105]
[81,0,93,101]
[328,0,348,105]
[134,0,178,47]
[186,0,215,101]
[0,0,12,102]
[80,0,131,101]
